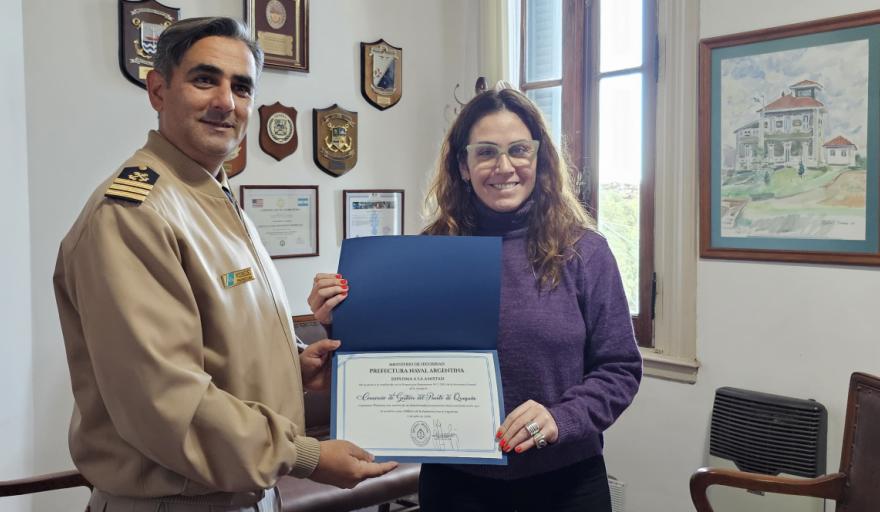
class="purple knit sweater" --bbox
[451,199,643,480]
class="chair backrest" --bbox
[837,372,880,511]
[292,315,332,433]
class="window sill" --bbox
[640,348,700,384]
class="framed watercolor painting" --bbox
[699,10,880,265]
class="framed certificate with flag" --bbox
[240,185,318,258]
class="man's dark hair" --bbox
[153,17,264,80]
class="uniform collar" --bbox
[142,130,228,199]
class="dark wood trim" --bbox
[0,469,91,497]
[690,468,846,511]
[292,313,317,325]
[562,0,587,190]
[633,0,657,346]
[519,0,527,90]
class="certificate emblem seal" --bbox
[258,102,299,161]
[410,421,431,447]
[265,0,286,29]
[268,113,294,145]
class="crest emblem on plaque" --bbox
[259,103,298,161]
[313,104,358,177]
[361,39,403,110]
[119,0,180,88]
[222,137,248,178]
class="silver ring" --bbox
[533,431,548,449]
[525,421,540,436]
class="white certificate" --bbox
[240,186,318,258]
[333,351,505,464]
[343,190,404,239]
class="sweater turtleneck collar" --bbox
[473,196,533,237]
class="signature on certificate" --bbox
[431,419,459,450]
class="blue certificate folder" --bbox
[330,235,507,464]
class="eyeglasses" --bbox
[464,140,540,169]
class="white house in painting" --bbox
[823,135,857,166]
[734,79,827,170]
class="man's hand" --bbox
[299,339,340,391]
[309,440,398,489]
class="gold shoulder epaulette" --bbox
[105,166,160,204]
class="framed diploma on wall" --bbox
[343,189,404,239]
[240,185,318,258]
[245,0,309,72]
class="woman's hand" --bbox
[496,399,559,454]
[308,273,348,324]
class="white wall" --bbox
[0,0,33,510]
[603,1,880,511]
[20,1,478,510]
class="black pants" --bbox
[418,455,612,512]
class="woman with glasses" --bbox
[309,87,641,511]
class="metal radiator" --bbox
[706,386,827,511]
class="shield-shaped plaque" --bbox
[361,39,402,110]
[222,137,248,178]
[313,105,358,177]
[258,103,298,161]
[119,0,180,88]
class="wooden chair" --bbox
[0,470,91,500]
[690,372,880,512]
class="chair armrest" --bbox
[689,467,846,512]
[0,470,91,497]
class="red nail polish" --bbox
[341,285,349,290]
[495,430,503,440]
[340,279,348,284]
[335,274,342,278]
[515,446,522,453]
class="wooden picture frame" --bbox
[240,185,318,258]
[699,9,880,265]
[343,189,404,239]
[245,0,309,72]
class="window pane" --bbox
[525,0,562,82]
[597,73,642,313]
[599,0,643,73]
[527,86,562,147]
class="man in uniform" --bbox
[54,17,396,511]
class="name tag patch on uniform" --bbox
[221,267,255,288]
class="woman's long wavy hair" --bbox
[423,88,595,290]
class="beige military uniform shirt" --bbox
[54,131,320,497]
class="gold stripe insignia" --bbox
[108,183,150,195]
[221,267,255,288]
[113,178,154,190]
[104,166,159,204]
